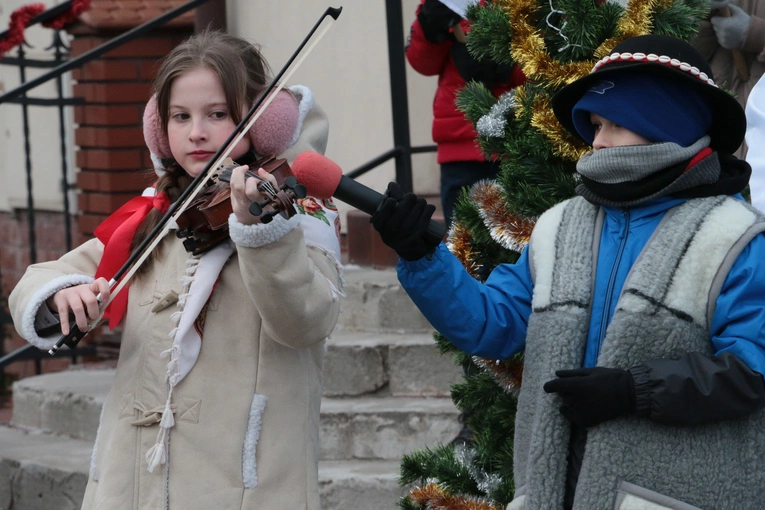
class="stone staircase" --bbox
[0,266,462,509]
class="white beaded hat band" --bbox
[591,52,717,88]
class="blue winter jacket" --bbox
[398,195,765,375]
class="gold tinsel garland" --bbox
[448,223,483,280]
[529,93,590,162]
[501,0,592,89]
[469,181,535,253]
[596,0,675,60]
[408,483,502,510]
[502,0,668,87]
[501,0,672,160]
[514,81,587,162]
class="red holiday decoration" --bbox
[0,4,45,55]
[42,0,91,30]
[0,0,92,56]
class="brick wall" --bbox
[70,32,191,236]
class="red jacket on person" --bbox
[406,1,526,164]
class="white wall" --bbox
[0,0,75,213]
[227,0,440,226]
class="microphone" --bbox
[291,152,446,245]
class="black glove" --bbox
[543,367,636,428]
[450,42,514,88]
[371,182,439,261]
[418,0,462,44]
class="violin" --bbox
[175,155,307,256]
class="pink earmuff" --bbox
[142,89,300,169]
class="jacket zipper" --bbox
[597,208,630,358]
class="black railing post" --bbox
[384,0,413,193]
[52,33,77,366]
[18,44,37,265]
[52,31,73,254]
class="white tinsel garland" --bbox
[454,444,503,496]
[476,91,517,138]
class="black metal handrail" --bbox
[347,144,436,180]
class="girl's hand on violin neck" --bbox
[49,278,110,335]
[229,165,277,225]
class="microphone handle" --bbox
[333,176,446,246]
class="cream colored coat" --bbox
[9,92,341,510]
[694,0,765,158]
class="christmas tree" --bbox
[399,1,707,508]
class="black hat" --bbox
[552,34,745,153]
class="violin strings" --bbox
[243,170,280,197]
[260,181,279,196]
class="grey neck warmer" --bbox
[575,136,720,207]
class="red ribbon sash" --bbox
[94,192,170,329]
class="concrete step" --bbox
[0,424,91,510]
[319,459,406,509]
[325,330,461,397]
[320,396,460,461]
[13,370,461,460]
[0,425,407,509]
[11,369,112,442]
[339,266,434,332]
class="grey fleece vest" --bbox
[513,196,765,510]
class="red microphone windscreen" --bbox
[291,152,343,199]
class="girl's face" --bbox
[167,66,251,177]
[590,112,652,150]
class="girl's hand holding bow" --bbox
[48,277,111,335]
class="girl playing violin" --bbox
[9,30,343,510]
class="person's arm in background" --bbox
[746,76,765,211]
[710,1,765,61]
[405,0,460,76]
[695,1,738,59]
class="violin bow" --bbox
[49,6,343,354]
